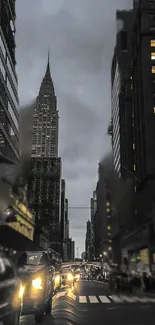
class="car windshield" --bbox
[26,252,43,265]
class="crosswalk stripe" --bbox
[135,297,150,303]
[121,295,138,303]
[75,294,155,304]
[99,296,111,303]
[79,296,87,303]
[89,296,99,303]
[109,295,123,303]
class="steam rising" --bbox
[18,100,36,180]
[0,100,35,217]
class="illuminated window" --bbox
[107,225,111,231]
[108,233,111,236]
[154,107,155,113]
[134,186,137,193]
[133,143,135,150]
[108,246,112,251]
[151,52,155,60]
[106,208,110,213]
[152,66,155,73]
[151,40,155,47]
[134,164,136,171]
[109,239,112,243]
[106,202,110,207]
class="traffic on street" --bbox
[1,252,154,325]
[19,273,155,325]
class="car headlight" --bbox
[67,273,73,281]
[19,284,25,298]
[55,275,60,283]
[32,277,43,290]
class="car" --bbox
[47,249,62,291]
[0,252,22,325]
[16,250,55,323]
[74,269,81,282]
[61,267,74,287]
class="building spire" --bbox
[39,49,55,96]
[46,47,51,76]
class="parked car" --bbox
[0,251,22,325]
[15,250,55,323]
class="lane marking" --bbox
[99,296,111,303]
[79,296,87,303]
[89,296,99,303]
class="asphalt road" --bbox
[20,280,155,325]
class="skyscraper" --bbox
[0,0,19,164]
[90,190,97,229]
[111,9,135,177]
[32,52,58,158]
[94,160,113,259]
[85,220,93,260]
[111,0,155,267]
[60,179,66,258]
[30,53,61,252]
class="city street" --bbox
[20,280,155,325]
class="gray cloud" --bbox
[16,0,132,254]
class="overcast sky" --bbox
[16,0,132,256]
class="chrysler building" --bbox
[31,53,59,157]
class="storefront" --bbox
[0,195,37,251]
[128,248,150,275]
[8,198,35,241]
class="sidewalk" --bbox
[132,286,155,298]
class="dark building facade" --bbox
[60,179,68,259]
[90,190,97,232]
[85,220,94,260]
[29,157,61,252]
[90,191,97,226]
[71,240,75,260]
[60,180,65,239]
[0,0,19,164]
[67,238,75,261]
[94,161,113,260]
[111,0,155,271]
[122,0,155,271]
[111,9,136,177]
[29,53,61,253]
